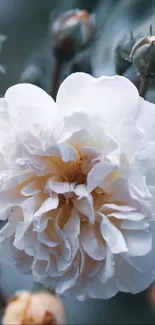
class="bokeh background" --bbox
[0,0,155,323]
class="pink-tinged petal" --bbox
[57,73,139,128]
[80,223,106,260]
[123,229,152,256]
[100,213,128,254]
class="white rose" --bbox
[0,73,155,300]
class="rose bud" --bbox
[2,291,66,325]
[50,9,95,61]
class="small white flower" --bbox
[0,73,155,300]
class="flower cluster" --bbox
[0,73,155,300]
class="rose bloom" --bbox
[0,73,155,300]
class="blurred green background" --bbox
[0,0,155,323]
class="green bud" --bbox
[130,25,155,77]
[115,32,136,75]
[50,9,95,61]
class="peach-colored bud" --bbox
[50,9,95,60]
[2,291,66,325]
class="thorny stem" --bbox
[50,57,62,101]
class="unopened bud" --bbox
[51,9,95,61]
[130,25,155,77]
[115,32,136,75]
[2,291,66,325]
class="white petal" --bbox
[57,73,139,128]
[124,226,155,273]
[45,179,73,194]
[64,213,80,240]
[115,254,155,294]
[80,223,106,260]
[73,193,95,225]
[21,181,41,196]
[87,160,117,193]
[101,203,136,215]
[113,119,146,159]
[98,247,115,283]
[0,206,22,236]
[59,143,77,162]
[136,97,155,141]
[5,83,56,127]
[0,170,31,192]
[11,247,33,274]
[55,264,79,294]
[64,208,80,259]
[133,142,155,186]
[13,221,31,250]
[38,231,58,248]
[100,213,128,254]
[74,184,89,197]
[123,229,152,256]
[106,178,139,210]
[34,196,59,218]
[121,219,149,230]
[54,212,71,267]
[108,211,145,221]
[59,128,92,147]
[63,109,90,131]
[87,276,117,299]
